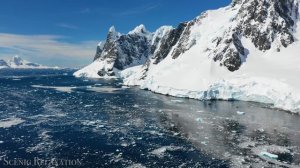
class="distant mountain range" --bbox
[0,55,59,69]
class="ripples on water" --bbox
[0,69,299,168]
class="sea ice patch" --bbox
[81,86,123,93]
[259,152,278,160]
[195,117,204,123]
[84,105,94,108]
[31,85,75,93]
[127,163,146,168]
[237,111,246,115]
[0,118,25,128]
[150,146,183,158]
[171,99,184,103]
[31,85,123,93]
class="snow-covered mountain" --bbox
[74,0,300,114]
[0,59,9,69]
[0,55,58,69]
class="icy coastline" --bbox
[138,76,300,114]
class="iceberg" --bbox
[259,152,279,160]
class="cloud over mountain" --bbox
[0,33,97,67]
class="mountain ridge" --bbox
[74,0,300,114]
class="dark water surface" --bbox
[0,69,299,168]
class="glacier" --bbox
[74,0,300,114]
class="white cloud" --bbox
[57,23,79,30]
[80,8,91,14]
[115,3,160,16]
[0,33,98,67]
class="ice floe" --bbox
[0,118,25,128]
[236,111,246,115]
[259,152,278,160]
[150,146,183,158]
[31,85,124,93]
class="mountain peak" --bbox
[0,59,9,68]
[10,55,24,66]
[109,26,116,33]
[128,24,148,35]
[106,26,120,41]
[231,0,243,6]
[13,55,20,58]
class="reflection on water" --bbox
[160,99,300,167]
[0,69,299,167]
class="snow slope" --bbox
[73,59,116,78]
[75,0,300,114]
[133,4,300,113]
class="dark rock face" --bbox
[97,69,115,77]
[135,26,174,80]
[113,33,151,70]
[211,30,246,72]
[237,0,298,51]
[93,43,104,61]
[231,0,244,7]
[171,17,202,60]
[151,23,187,64]
[208,0,299,71]
[153,23,187,64]
[92,26,151,74]
[98,28,120,64]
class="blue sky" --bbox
[0,0,231,67]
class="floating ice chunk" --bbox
[239,141,256,148]
[253,144,291,161]
[127,163,146,168]
[259,152,278,160]
[201,141,207,145]
[133,104,139,108]
[32,85,121,93]
[84,105,94,108]
[237,111,246,115]
[0,118,25,128]
[84,86,122,93]
[120,142,129,147]
[171,99,184,103]
[0,141,4,144]
[31,85,75,93]
[258,128,265,132]
[150,146,182,158]
[196,117,204,123]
